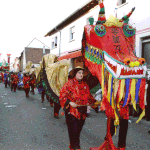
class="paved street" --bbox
[0,82,150,150]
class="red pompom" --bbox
[61,112,64,116]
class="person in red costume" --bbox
[1,72,4,82]
[13,72,19,92]
[29,72,36,95]
[23,72,30,98]
[59,66,100,150]
[10,72,14,91]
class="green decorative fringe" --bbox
[90,83,101,94]
[41,67,60,104]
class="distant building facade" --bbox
[19,38,50,72]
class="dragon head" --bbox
[82,2,146,79]
[82,1,147,122]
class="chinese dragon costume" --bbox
[35,54,70,104]
[82,1,147,150]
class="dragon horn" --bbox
[121,7,135,22]
[97,0,106,24]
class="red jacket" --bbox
[30,75,35,84]
[11,74,14,84]
[59,77,96,120]
[13,75,19,84]
[23,76,30,89]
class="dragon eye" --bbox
[138,58,145,65]
[124,58,130,65]
[123,25,135,37]
[94,25,106,37]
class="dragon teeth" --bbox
[117,64,121,76]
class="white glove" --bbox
[69,102,77,108]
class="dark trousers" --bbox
[30,84,35,93]
[24,88,30,97]
[49,98,53,105]
[65,114,85,149]
[54,102,61,116]
[42,90,45,99]
[105,118,128,148]
[5,80,7,88]
[14,84,17,92]
[11,83,14,91]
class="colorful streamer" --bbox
[130,79,136,111]
[107,73,113,105]
[139,78,146,110]
[119,79,125,103]
[123,79,130,107]
[102,63,105,96]
[136,109,145,123]
[135,79,141,103]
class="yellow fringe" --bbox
[130,79,136,111]
[102,63,104,96]
[119,79,125,103]
[107,74,112,104]
[136,109,145,123]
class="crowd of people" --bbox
[0,67,101,150]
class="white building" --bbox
[45,0,150,73]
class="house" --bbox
[19,38,50,72]
[45,0,150,73]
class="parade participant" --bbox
[53,101,61,119]
[4,71,8,88]
[29,72,36,94]
[1,71,4,82]
[41,77,61,119]
[13,72,19,92]
[23,72,30,97]
[41,89,46,102]
[59,66,100,150]
[18,72,21,80]
[10,72,14,91]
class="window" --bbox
[70,26,75,41]
[51,36,57,49]
[118,0,126,6]
[142,38,150,69]
[55,37,57,47]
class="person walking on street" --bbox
[11,72,14,91]
[59,66,100,150]
[13,72,19,92]
[29,72,36,94]
[4,71,8,88]
[23,73,30,98]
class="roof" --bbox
[45,0,98,37]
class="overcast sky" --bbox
[0,0,89,63]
